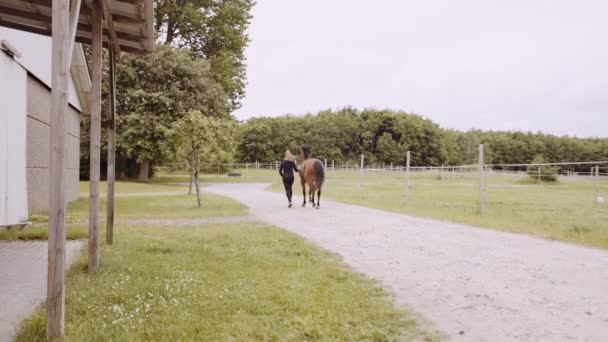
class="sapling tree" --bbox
[170,110,235,207]
[527,155,559,182]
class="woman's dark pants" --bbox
[282,176,294,202]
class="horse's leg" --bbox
[301,182,306,207]
[308,181,315,207]
[316,187,321,209]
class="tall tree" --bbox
[116,45,229,181]
[155,0,255,111]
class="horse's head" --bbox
[300,144,311,160]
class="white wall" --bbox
[0,52,28,225]
[0,27,83,111]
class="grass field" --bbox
[8,180,434,341]
[168,167,608,249]
[0,182,247,241]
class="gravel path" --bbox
[206,183,608,342]
[0,241,84,342]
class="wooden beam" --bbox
[106,48,116,245]
[88,0,102,273]
[67,0,81,54]
[21,0,143,20]
[100,0,121,56]
[0,1,145,41]
[0,17,146,53]
[47,0,70,338]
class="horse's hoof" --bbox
[302,203,306,207]
[288,203,292,208]
[315,206,320,209]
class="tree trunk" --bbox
[194,160,202,208]
[138,160,150,182]
[164,20,175,45]
[188,167,193,194]
[118,154,127,179]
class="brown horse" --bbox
[299,144,325,209]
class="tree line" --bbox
[236,107,608,172]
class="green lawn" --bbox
[8,180,434,341]
[16,223,433,341]
[72,182,247,219]
[151,168,276,184]
[228,168,608,250]
[0,182,247,241]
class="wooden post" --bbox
[405,151,410,205]
[478,144,484,215]
[358,154,364,194]
[47,0,71,337]
[324,158,327,168]
[332,159,335,173]
[596,165,600,204]
[538,165,541,183]
[106,48,116,245]
[89,0,102,273]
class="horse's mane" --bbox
[301,144,311,160]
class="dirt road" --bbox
[207,183,608,341]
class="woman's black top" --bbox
[279,160,299,179]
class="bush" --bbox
[526,155,558,182]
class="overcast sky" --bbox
[233,0,608,138]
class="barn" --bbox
[0,27,91,226]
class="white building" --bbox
[0,27,90,226]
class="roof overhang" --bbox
[0,0,153,54]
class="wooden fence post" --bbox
[106,48,116,245]
[359,154,364,194]
[479,144,484,215]
[88,0,102,273]
[596,165,600,204]
[405,151,410,205]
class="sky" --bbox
[233,0,608,138]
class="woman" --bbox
[279,150,299,208]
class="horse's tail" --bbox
[313,159,325,190]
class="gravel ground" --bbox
[206,183,608,342]
[0,240,84,342]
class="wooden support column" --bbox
[89,0,102,273]
[47,0,69,337]
[47,0,74,337]
[106,48,116,244]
